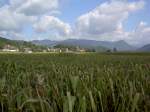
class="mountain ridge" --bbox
[31,39,136,51]
[137,44,150,52]
[1,37,150,52]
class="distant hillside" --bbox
[59,39,135,51]
[137,44,150,52]
[32,40,57,47]
[54,44,107,52]
[59,39,109,52]
[0,37,46,52]
[32,39,135,51]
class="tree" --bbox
[106,49,111,53]
[113,48,117,52]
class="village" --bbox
[0,44,87,53]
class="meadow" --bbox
[0,53,149,112]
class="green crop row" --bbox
[0,53,149,112]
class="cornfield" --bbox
[0,53,149,112]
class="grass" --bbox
[0,53,149,112]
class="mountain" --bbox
[137,44,150,52]
[32,40,57,47]
[32,39,135,51]
[0,37,46,52]
[59,39,109,52]
[59,39,135,51]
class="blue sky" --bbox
[58,0,104,23]
[61,0,149,24]
[0,0,150,46]
[58,0,150,31]
[123,0,150,31]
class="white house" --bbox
[2,45,19,52]
[24,48,33,53]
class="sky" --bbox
[0,0,150,46]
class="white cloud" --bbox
[0,0,60,40]
[128,21,150,46]
[0,31,27,40]
[33,16,72,37]
[0,6,36,32]
[95,21,150,46]
[76,0,145,38]
[10,0,59,16]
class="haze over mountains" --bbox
[0,36,150,52]
[32,39,136,51]
[137,44,150,52]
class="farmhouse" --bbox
[2,44,19,52]
[48,48,62,53]
[76,46,86,52]
[24,48,33,53]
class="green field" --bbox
[0,53,149,112]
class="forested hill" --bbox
[0,37,46,52]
